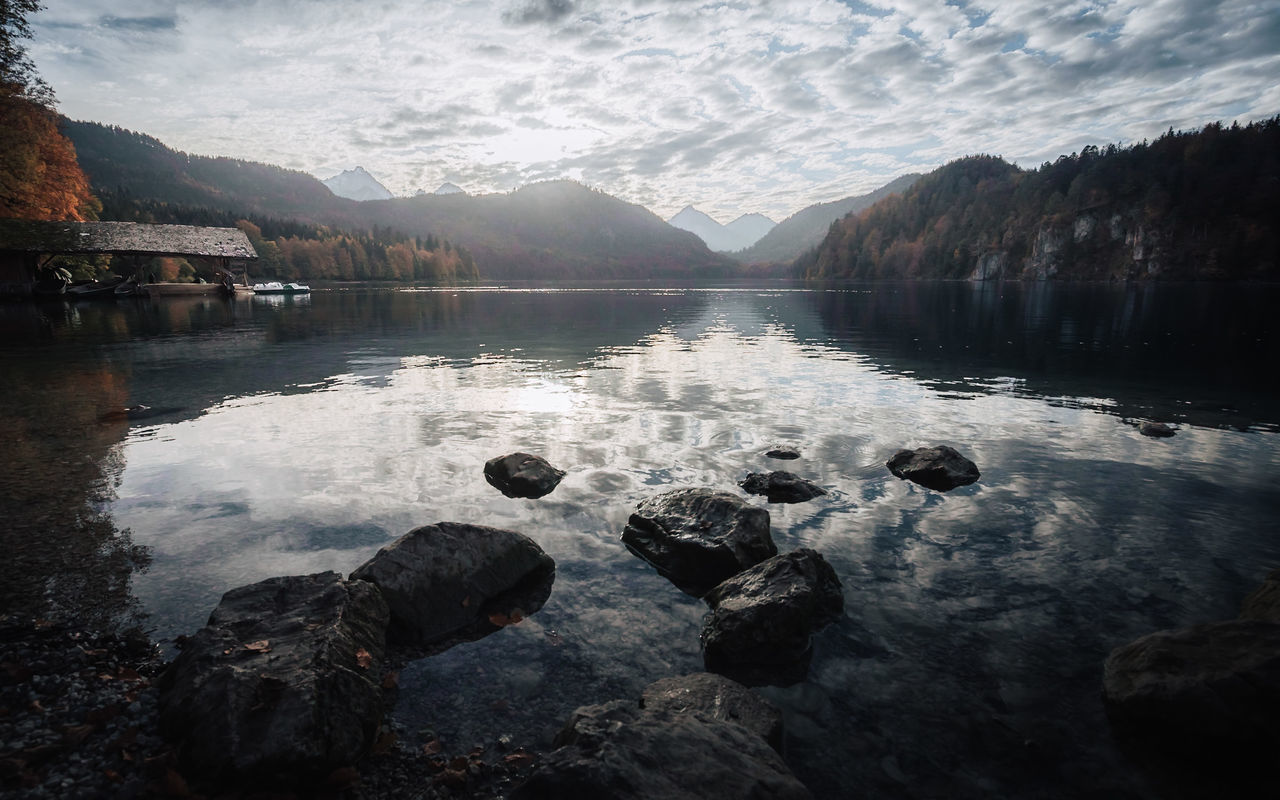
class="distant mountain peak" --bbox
[668,206,773,252]
[322,166,393,201]
[434,182,465,195]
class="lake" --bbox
[2,281,1278,799]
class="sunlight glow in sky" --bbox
[31,0,1280,221]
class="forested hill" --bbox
[797,118,1280,282]
[730,173,920,265]
[62,120,734,280]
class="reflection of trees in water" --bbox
[801,282,1280,430]
[0,352,150,633]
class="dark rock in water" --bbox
[765,446,801,460]
[701,549,844,687]
[642,673,784,752]
[97,404,184,423]
[886,445,980,491]
[621,488,776,597]
[350,522,554,652]
[1240,568,1280,623]
[484,452,566,499]
[157,572,389,784]
[1102,620,1280,765]
[1138,421,1177,438]
[511,700,812,800]
[739,471,827,504]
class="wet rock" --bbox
[765,446,801,460]
[1102,620,1280,763]
[1240,568,1280,623]
[512,700,812,800]
[641,673,784,751]
[350,522,555,651]
[484,452,566,499]
[621,488,776,597]
[157,572,389,784]
[738,471,827,504]
[701,549,844,687]
[1138,421,1177,438]
[886,445,980,491]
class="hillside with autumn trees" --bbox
[797,118,1280,282]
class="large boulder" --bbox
[157,572,389,784]
[886,445,980,491]
[1138,421,1177,438]
[621,488,776,597]
[484,452,566,499]
[350,522,555,652]
[1102,620,1280,762]
[511,700,812,800]
[738,471,827,504]
[641,673,784,751]
[1239,568,1280,623]
[701,549,844,687]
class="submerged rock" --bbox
[1103,620,1280,764]
[641,673,784,751]
[886,445,980,491]
[765,446,801,460]
[739,471,827,504]
[1240,568,1280,623]
[512,700,812,800]
[621,488,776,597]
[157,572,389,784]
[484,452,566,499]
[350,522,555,652]
[701,549,844,687]
[1138,421,1177,438]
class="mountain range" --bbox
[667,207,776,252]
[62,121,733,280]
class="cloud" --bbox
[28,0,1280,220]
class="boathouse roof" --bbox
[0,220,258,260]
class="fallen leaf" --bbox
[163,768,191,797]
[503,750,535,768]
[118,667,142,681]
[381,671,400,689]
[61,724,96,746]
[244,640,271,654]
[461,595,471,608]
[355,648,373,669]
[422,739,442,755]
[488,612,510,627]
[448,755,469,771]
[103,769,123,784]
[371,730,396,755]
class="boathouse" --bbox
[0,220,258,295]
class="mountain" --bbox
[797,118,1280,281]
[731,174,920,264]
[434,182,465,195]
[61,120,734,281]
[724,214,776,249]
[322,166,394,201]
[667,206,775,252]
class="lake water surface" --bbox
[2,282,1278,799]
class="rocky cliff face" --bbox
[971,209,1174,281]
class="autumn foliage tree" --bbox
[0,0,98,221]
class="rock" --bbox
[621,488,776,597]
[1102,620,1280,762]
[641,673,784,751]
[886,445,980,491]
[1138,421,1177,438]
[765,446,801,460]
[738,471,827,504]
[156,572,389,784]
[350,522,555,651]
[1240,568,1280,623]
[484,452,566,499]
[511,700,812,800]
[701,549,844,687]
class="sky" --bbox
[29,0,1280,223]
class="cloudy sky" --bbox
[30,0,1280,222]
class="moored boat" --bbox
[251,281,311,294]
[66,275,126,299]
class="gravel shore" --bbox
[0,617,539,799]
